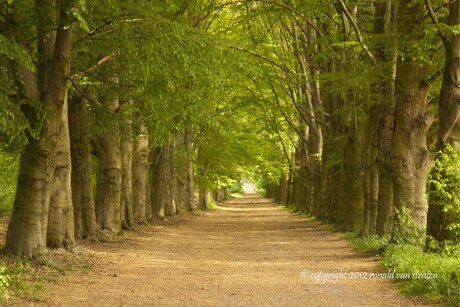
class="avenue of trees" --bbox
[0,0,459,269]
[0,0,286,258]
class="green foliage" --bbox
[427,144,460,242]
[229,181,244,196]
[391,207,424,246]
[0,152,18,216]
[0,253,95,304]
[0,257,43,304]
[382,244,460,306]
[0,263,10,302]
[206,199,219,210]
[344,232,459,305]
[343,232,390,254]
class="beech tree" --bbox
[1,0,77,258]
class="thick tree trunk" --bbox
[274,184,281,203]
[372,0,397,237]
[340,121,365,232]
[389,0,432,242]
[265,183,276,199]
[5,133,58,258]
[184,127,196,211]
[376,105,396,235]
[362,108,379,235]
[279,174,289,205]
[120,128,134,230]
[198,189,211,209]
[94,129,122,236]
[427,0,460,243]
[292,165,307,212]
[376,165,394,235]
[151,141,173,218]
[170,133,180,214]
[310,155,323,218]
[376,80,397,237]
[145,168,152,221]
[132,124,149,224]
[3,9,74,257]
[69,98,98,241]
[163,139,174,216]
[437,0,460,147]
[47,93,75,249]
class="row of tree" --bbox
[0,0,286,258]
[247,0,460,247]
[3,0,459,258]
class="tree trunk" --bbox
[198,189,210,209]
[69,97,98,241]
[163,139,174,216]
[279,174,289,205]
[389,0,433,243]
[94,126,122,236]
[47,92,75,250]
[292,127,308,212]
[170,132,180,214]
[132,124,149,224]
[373,0,397,237]
[184,126,196,211]
[120,125,134,230]
[427,0,460,243]
[340,120,365,232]
[362,107,379,235]
[265,183,276,199]
[437,0,460,148]
[151,140,173,218]
[3,6,74,257]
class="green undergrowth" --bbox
[382,244,459,305]
[342,233,390,254]
[0,251,94,305]
[0,153,19,217]
[206,199,219,209]
[275,203,295,211]
[343,233,460,306]
[275,203,324,224]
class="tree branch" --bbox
[229,46,300,82]
[336,0,377,64]
[194,0,324,38]
[424,0,448,46]
[70,52,118,79]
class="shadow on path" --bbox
[39,194,429,307]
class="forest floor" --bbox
[12,194,431,306]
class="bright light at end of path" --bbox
[242,181,256,194]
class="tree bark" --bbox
[362,107,379,235]
[151,140,173,218]
[94,105,122,236]
[279,173,289,205]
[292,139,308,212]
[69,97,98,241]
[120,122,134,230]
[3,1,75,257]
[427,0,460,243]
[170,132,180,214]
[184,126,196,211]
[47,91,75,249]
[389,0,433,242]
[340,120,365,232]
[132,124,149,224]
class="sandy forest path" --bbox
[38,194,427,307]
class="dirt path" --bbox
[37,195,428,306]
